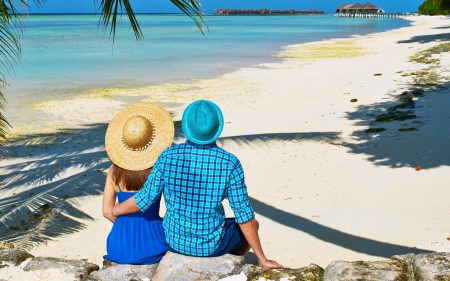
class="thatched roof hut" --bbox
[362,2,380,13]
[336,2,382,14]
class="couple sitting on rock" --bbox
[102,100,283,269]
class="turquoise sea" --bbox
[5,14,410,103]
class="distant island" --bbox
[214,8,324,15]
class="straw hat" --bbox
[182,100,224,145]
[105,102,174,171]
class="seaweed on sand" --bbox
[365,128,386,133]
[374,89,424,123]
[398,127,419,132]
[375,112,416,122]
[409,42,450,64]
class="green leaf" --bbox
[0,1,44,148]
[95,0,208,41]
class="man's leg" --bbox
[230,219,259,256]
[208,218,249,257]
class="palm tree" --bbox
[0,0,37,148]
[0,0,206,149]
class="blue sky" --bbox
[27,0,424,14]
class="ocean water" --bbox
[5,14,410,102]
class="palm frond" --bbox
[0,80,10,149]
[95,0,207,42]
[0,0,44,149]
[0,22,21,72]
[169,0,207,35]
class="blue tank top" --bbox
[116,190,161,220]
[104,185,168,265]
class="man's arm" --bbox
[112,164,166,217]
[226,160,283,269]
[112,196,140,217]
[239,219,283,269]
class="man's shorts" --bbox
[168,218,248,257]
[208,218,247,257]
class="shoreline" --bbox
[1,15,450,273]
[3,14,411,133]
[3,16,414,140]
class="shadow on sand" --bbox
[251,198,431,259]
[0,124,434,258]
[397,32,450,43]
[0,124,111,249]
[0,126,343,250]
[341,34,450,170]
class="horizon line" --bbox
[23,12,340,16]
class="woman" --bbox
[102,101,174,265]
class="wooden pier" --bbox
[334,13,404,18]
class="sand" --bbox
[1,15,450,277]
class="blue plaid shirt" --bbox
[134,140,254,256]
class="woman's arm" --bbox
[102,166,118,223]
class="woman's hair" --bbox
[110,164,152,192]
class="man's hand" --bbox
[258,258,284,269]
[238,219,284,269]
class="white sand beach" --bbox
[1,15,450,278]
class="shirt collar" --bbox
[185,140,217,149]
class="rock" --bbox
[324,258,409,281]
[151,251,246,281]
[23,257,99,280]
[101,258,115,269]
[413,252,450,281]
[392,254,415,281]
[245,263,324,281]
[0,249,34,266]
[89,263,158,281]
[0,242,15,250]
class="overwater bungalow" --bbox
[336,2,384,14]
[214,8,324,15]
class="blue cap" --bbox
[182,100,224,144]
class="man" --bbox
[112,100,283,268]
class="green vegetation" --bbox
[0,0,206,149]
[409,42,450,64]
[419,0,450,15]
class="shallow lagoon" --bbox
[6,14,410,96]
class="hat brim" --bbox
[182,100,224,145]
[105,102,174,171]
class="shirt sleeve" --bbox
[227,160,255,224]
[135,164,165,212]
